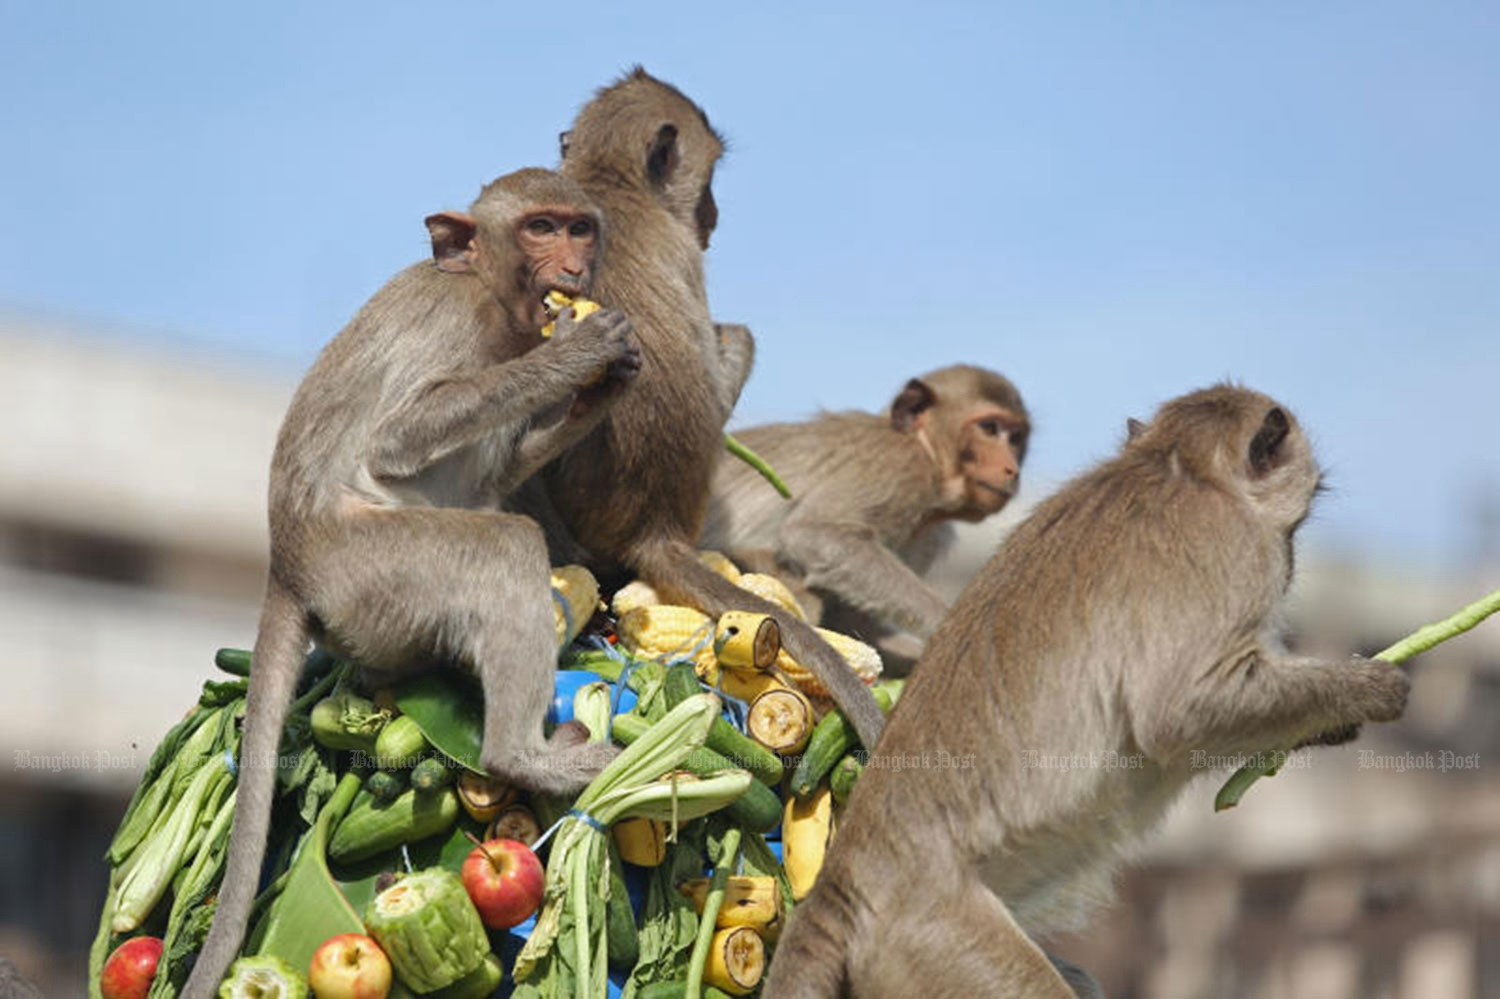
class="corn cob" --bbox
[782,783,836,900]
[572,680,614,743]
[776,627,883,696]
[735,572,807,620]
[551,564,601,647]
[617,604,717,674]
[678,875,784,940]
[699,549,743,582]
[713,611,781,671]
[610,578,662,616]
[540,291,602,338]
[704,926,766,995]
[747,687,816,756]
[364,868,489,993]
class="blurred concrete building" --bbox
[2,315,1497,997]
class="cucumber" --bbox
[364,768,406,804]
[410,756,455,793]
[662,663,783,784]
[329,787,461,864]
[375,715,432,769]
[828,753,865,806]
[610,713,782,832]
[788,681,899,798]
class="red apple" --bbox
[460,837,545,929]
[100,936,162,999]
[307,933,392,999]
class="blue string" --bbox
[531,807,608,852]
[550,586,575,645]
[223,748,238,776]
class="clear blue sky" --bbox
[2,2,1496,570]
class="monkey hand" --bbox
[1346,657,1411,725]
[557,307,640,415]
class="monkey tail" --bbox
[180,580,309,999]
[761,884,855,998]
[627,536,887,750]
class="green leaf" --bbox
[391,673,485,773]
[252,771,366,971]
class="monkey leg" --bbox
[846,880,1079,999]
[307,507,617,795]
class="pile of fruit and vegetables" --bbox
[91,552,901,999]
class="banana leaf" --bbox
[390,673,485,774]
[250,770,365,970]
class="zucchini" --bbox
[328,787,461,864]
[375,715,431,769]
[662,663,783,784]
[610,713,782,832]
[788,681,900,798]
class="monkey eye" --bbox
[567,219,594,238]
[977,419,1003,437]
[526,217,558,235]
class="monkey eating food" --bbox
[181,168,640,999]
[763,385,1410,999]
[544,68,888,750]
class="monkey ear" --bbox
[425,212,478,273]
[891,378,937,433]
[1248,407,1291,475]
[647,123,681,187]
[1125,418,1148,442]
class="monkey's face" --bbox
[512,208,601,332]
[955,407,1028,520]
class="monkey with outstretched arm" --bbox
[763,385,1410,998]
[181,168,639,999]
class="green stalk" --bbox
[1215,586,1500,811]
[685,828,742,999]
[724,433,791,499]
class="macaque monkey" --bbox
[764,385,1411,998]
[702,364,1028,665]
[182,168,638,999]
[548,68,886,748]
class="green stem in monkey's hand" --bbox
[724,433,791,499]
[1214,586,1500,812]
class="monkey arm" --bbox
[1131,648,1409,765]
[365,351,600,484]
[777,516,950,639]
[713,322,755,415]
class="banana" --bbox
[782,783,835,900]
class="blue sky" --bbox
[2,2,1497,570]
